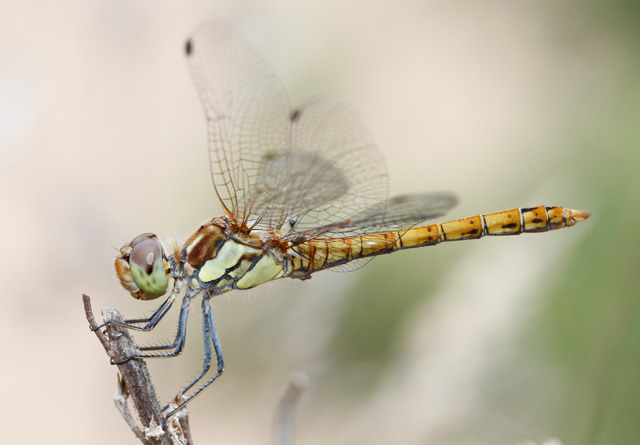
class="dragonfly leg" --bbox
[111,292,192,364]
[92,285,180,332]
[163,294,224,423]
[176,297,215,395]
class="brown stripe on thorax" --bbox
[184,222,226,269]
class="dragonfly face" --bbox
[115,233,171,301]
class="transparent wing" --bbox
[299,192,458,272]
[286,192,458,241]
[186,24,391,231]
[249,99,389,233]
[186,23,451,243]
[351,192,458,230]
[185,22,292,221]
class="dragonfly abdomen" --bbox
[435,205,590,241]
[290,206,589,275]
[397,205,589,249]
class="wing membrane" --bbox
[353,192,458,229]
[248,99,389,232]
[186,23,455,245]
[186,24,391,231]
[186,22,292,221]
[286,192,458,241]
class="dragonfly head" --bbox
[115,233,170,300]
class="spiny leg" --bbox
[159,299,214,414]
[92,287,179,332]
[111,291,193,364]
[172,297,215,399]
[164,294,224,422]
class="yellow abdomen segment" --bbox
[291,206,589,275]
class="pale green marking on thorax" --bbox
[198,241,246,283]
[236,254,284,289]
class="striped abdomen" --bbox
[290,206,589,276]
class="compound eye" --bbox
[129,237,169,298]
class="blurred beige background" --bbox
[1,1,638,444]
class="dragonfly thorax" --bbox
[183,219,287,292]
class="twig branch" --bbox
[83,294,192,445]
[114,373,149,443]
[274,371,309,445]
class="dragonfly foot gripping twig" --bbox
[82,294,192,445]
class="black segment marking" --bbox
[326,257,349,267]
[320,240,329,268]
[518,209,525,231]
[480,215,488,235]
[414,239,438,247]
[502,223,517,229]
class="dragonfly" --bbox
[96,22,589,422]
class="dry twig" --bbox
[83,294,192,445]
[274,371,309,445]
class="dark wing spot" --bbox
[290,109,301,122]
[185,39,193,56]
[262,151,277,161]
[389,195,409,204]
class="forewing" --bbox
[185,22,292,221]
[185,24,437,242]
[250,99,389,233]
